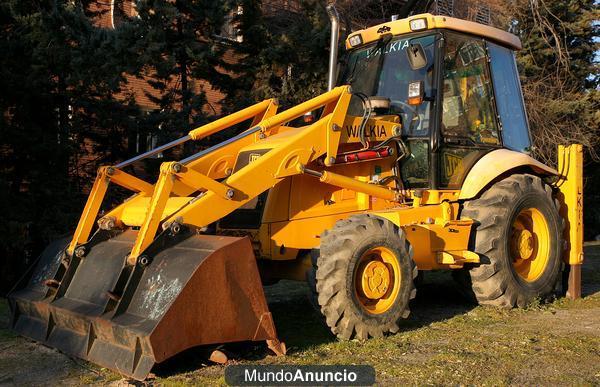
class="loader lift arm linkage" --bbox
[67,96,279,257]
[68,86,377,267]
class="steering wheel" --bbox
[390,100,421,133]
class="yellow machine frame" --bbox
[66,14,583,294]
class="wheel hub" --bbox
[510,207,551,282]
[515,229,534,260]
[360,260,390,299]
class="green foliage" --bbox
[123,0,235,139]
[223,0,330,112]
[0,1,140,292]
[514,0,599,90]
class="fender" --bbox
[458,149,558,200]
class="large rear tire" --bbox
[307,214,417,340]
[459,174,564,307]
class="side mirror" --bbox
[407,43,427,70]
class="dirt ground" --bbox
[1,245,599,386]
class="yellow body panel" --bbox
[289,174,370,219]
[120,196,192,227]
[372,205,474,270]
[346,13,522,50]
[458,149,558,200]
[262,179,292,223]
[260,187,476,271]
[558,144,584,265]
[261,202,475,270]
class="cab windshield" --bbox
[339,33,438,137]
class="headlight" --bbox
[348,34,363,47]
[409,18,428,31]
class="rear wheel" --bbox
[459,174,563,307]
[307,214,417,340]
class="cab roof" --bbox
[345,13,522,51]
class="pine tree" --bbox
[452,0,600,164]
[513,0,599,90]
[125,0,234,143]
[0,0,139,292]
[224,0,331,111]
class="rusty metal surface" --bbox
[9,231,283,380]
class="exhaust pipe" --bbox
[326,4,340,91]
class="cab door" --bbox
[438,32,502,189]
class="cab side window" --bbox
[441,33,500,146]
[488,42,532,152]
[439,33,500,188]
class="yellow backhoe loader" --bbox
[9,10,583,380]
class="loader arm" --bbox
[127,86,353,263]
[68,86,356,263]
[66,98,279,255]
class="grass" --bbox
[147,292,600,386]
[147,256,600,386]
[1,245,599,385]
[0,301,15,341]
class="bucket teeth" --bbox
[267,339,287,356]
[9,231,283,381]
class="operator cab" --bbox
[340,14,532,190]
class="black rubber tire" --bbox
[307,214,417,340]
[458,174,564,308]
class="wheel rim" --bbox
[510,207,550,282]
[354,246,401,314]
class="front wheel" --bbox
[308,214,417,340]
[458,174,564,307]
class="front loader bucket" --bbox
[8,231,284,380]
